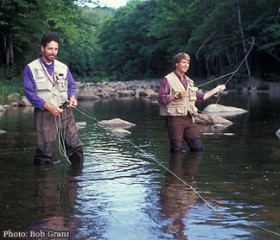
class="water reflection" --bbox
[25,164,83,240]
[1,92,280,239]
[160,151,202,240]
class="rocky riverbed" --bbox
[0,80,254,136]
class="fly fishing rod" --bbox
[196,37,255,89]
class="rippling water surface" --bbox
[0,91,280,240]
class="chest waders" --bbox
[160,72,203,152]
[29,59,83,165]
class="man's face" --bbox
[41,41,59,63]
[175,59,190,74]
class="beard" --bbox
[43,53,56,63]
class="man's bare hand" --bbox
[68,96,77,108]
[215,84,226,94]
[44,103,63,116]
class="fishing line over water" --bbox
[74,105,280,238]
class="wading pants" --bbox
[165,114,203,152]
[34,108,84,164]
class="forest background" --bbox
[0,0,279,99]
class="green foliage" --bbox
[95,0,167,80]
[0,0,279,83]
[0,66,18,80]
[0,0,96,73]
[0,76,24,102]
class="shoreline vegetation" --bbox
[1,1,279,97]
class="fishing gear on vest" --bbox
[59,101,69,110]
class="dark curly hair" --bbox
[41,32,60,47]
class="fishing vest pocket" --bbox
[189,105,198,115]
[166,107,177,115]
[189,87,198,101]
[166,106,185,115]
[34,68,46,79]
[35,78,53,91]
[56,74,68,92]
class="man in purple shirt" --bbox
[23,32,83,165]
[158,52,225,153]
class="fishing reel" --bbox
[59,101,68,110]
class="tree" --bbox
[0,0,48,69]
[0,0,94,77]
[96,0,164,80]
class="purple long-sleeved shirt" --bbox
[157,72,204,106]
[23,58,77,109]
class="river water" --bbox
[0,91,279,240]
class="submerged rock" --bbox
[0,129,6,134]
[116,90,135,97]
[276,128,280,139]
[195,113,233,134]
[6,93,20,103]
[98,118,135,128]
[136,88,157,98]
[202,104,248,117]
[107,128,132,137]
[77,88,101,101]
[76,122,87,130]
[194,113,233,126]
[18,96,32,107]
[97,118,135,137]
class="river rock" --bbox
[194,113,233,126]
[108,128,132,137]
[77,88,101,101]
[116,90,135,97]
[76,121,87,130]
[137,88,157,98]
[0,129,6,134]
[10,102,19,107]
[0,105,5,112]
[97,118,135,137]
[18,96,33,107]
[276,128,280,139]
[96,86,118,99]
[6,93,20,103]
[98,118,135,128]
[2,104,11,109]
[202,104,248,117]
[195,113,233,133]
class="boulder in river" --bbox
[0,129,6,134]
[77,88,101,101]
[98,118,135,128]
[6,93,20,103]
[194,113,233,133]
[18,96,32,107]
[135,88,157,98]
[194,113,233,126]
[276,128,280,139]
[97,118,135,137]
[202,104,248,117]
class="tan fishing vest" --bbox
[28,59,68,107]
[159,72,198,117]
